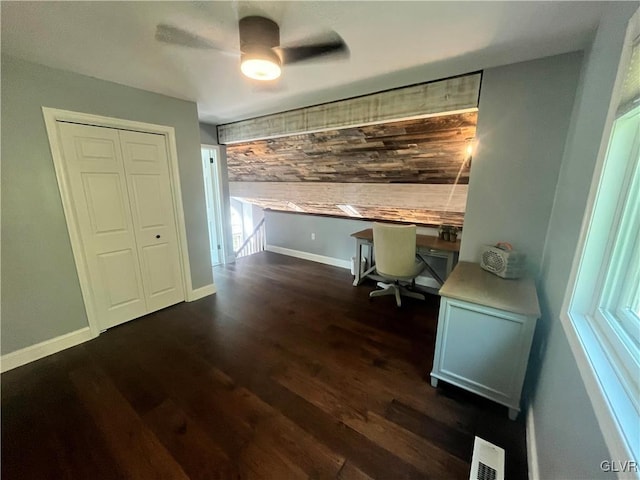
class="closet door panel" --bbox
[119,130,185,312]
[58,123,147,329]
[98,249,143,307]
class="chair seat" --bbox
[376,259,425,281]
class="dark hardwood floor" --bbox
[2,252,528,479]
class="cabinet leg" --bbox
[430,377,438,388]
[508,408,519,420]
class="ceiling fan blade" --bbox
[155,24,224,50]
[278,34,349,65]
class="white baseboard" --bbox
[526,406,540,480]
[266,245,351,270]
[187,283,217,301]
[1,327,94,373]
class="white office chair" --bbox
[370,222,426,307]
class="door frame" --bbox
[201,144,227,265]
[42,107,193,337]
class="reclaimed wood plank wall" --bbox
[227,113,476,183]
[226,112,476,226]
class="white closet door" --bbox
[58,123,147,329]
[119,130,185,312]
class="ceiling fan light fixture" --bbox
[241,48,281,81]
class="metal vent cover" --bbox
[469,437,504,480]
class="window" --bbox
[563,17,639,469]
[596,113,640,370]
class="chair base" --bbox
[369,281,425,307]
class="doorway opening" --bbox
[230,197,265,258]
[201,145,226,267]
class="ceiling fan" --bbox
[156,16,349,81]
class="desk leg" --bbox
[352,240,363,286]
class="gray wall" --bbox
[199,122,218,145]
[1,56,212,354]
[265,211,373,261]
[459,53,583,275]
[265,210,439,262]
[531,4,637,479]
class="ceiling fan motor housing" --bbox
[239,16,281,60]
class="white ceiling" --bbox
[2,1,610,124]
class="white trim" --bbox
[265,245,351,269]
[187,284,217,301]
[42,107,193,337]
[1,327,94,373]
[526,407,540,480]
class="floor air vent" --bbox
[469,436,505,480]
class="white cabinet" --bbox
[430,262,540,420]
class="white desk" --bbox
[350,228,460,288]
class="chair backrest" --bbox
[372,222,417,277]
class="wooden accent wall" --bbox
[227,113,476,183]
[226,112,477,227]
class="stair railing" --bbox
[234,218,266,259]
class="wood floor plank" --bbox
[87,332,168,415]
[347,411,469,479]
[2,354,125,480]
[337,461,375,480]
[276,363,469,478]
[267,320,477,434]
[69,366,189,480]
[115,334,255,461]
[253,408,346,478]
[159,310,428,479]
[129,334,347,480]
[142,399,238,480]
[1,392,124,480]
[252,378,427,480]
[276,363,370,424]
[385,399,474,462]
[238,440,308,480]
